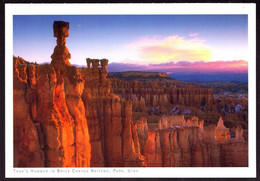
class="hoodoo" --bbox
[13,21,248,167]
[51,21,72,69]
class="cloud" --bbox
[107,60,248,74]
[107,62,144,72]
[176,61,192,66]
[189,33,199,37]
[127,35,212,63]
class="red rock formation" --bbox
[13,21,145,167]
[82,59,145,167]
[159,128,181,167]
[144,130,162,167]
[220,141,248,167]
[13,58,248,168]
[158,115,184,129]
[134,118,148,155]
[13,58,45,167]
[215,117,231,143]
[220,124,247,167]
[138,115,247,167]
[143,125,208,167]
[51,21,71,69]
[110,78,215,110]
[235,125,245,142]
[203,125,221,167]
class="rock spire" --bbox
[51,21,72,69]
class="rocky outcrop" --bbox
[219,125,248,167]
[13,21,144,167]
[13,61,248,168]
[51,21,71,69]
[13,58,44,167]
[220,141,248,167]
[142,125,209,167]
[82,58,145,167]
[110,78,215,110]
[215,117,231,143]
[134,115,247,167]
[110,76,248,138]
[203,125,221,167]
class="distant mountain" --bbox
[108,71,170,80]
[108,71,199,88]
[107,61,248,82]
[169,73,248,82]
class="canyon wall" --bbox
[13,21,144,167]
[110,76,248,140]
[135,117,248,167]
[110,78,215,111]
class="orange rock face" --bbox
[135,115,247,167]
[13,57,248,168]
[142,125,208,167]
[143,117,224,168]
[220,141,248,167]
[51,21,72,70]
[13,21,144,167]
[13,58,45,167]
[215,117,231,143]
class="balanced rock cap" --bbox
[53,21,69,38]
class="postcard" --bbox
[5,3,256,178]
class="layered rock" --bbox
[219,125,248,167]
[135,115,247,167]
[215,117,231,143]
[13,58,45,167]
[142,125,209,167]
[14,60,248,167]
[220,141,248,167]
[51,21,71,69]
[134,118,148,155]
[202,125,221,167]
[82,59,145,167]
[110,78,215,110]
[13,21,145,167]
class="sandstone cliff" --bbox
[135,116,247,167]
[13,21,144,167]
[110,78,215,110]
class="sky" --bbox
[13,15,248,74]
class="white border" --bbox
[5,3,256,178]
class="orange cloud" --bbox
[128,35,212,63]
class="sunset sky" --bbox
[13,15,248,74]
